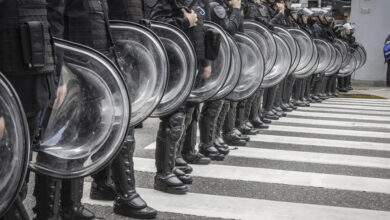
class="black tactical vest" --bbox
[64,0,111,54]
[108,0,144,23]
[0,0,55,76]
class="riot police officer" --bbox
[338,23,356,92]
[145,0,211,194]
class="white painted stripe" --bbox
[277,117,390,130]
[323,101,390,107]
[82,183,390,220]
[145,143,390,169]
[132,157,390,194]
[297,107,390,116]
[267,124,390,139]
[331,98,390,103]
[310,103,390,111]
[248,134,390,151]
[324,99,390,106]
[287,111,390,122]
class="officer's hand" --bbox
[201,65,212,79]
[0,117,5,141]
[229,0,241,9]
[182,9,198,28]
[53,84,68,109]
[277,3,285,14]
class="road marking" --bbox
[330,98,390,103]
[287,111,390,122]
[266,124,390,139]
[82,183,390,220]
[145,143,390,169]
[323,100,390,106]
[310,103,390,111]
[131,157,390,194]
[297,107,390,116]
[277,117,390,130]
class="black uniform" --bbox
[0,0,57,219]
[145,0,211,194]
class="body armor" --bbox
[108,0,144,22]
[0,0,54,76]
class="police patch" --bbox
[213,5,226,19]
[145,0,158,8]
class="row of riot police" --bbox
[0,0,366,219]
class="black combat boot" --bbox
[237,99,259,135]
[33,174,61,220]
[273,81,284,113]
[214,100,230,154]
[181,107,211,164]
[283,75,296,110]
[222,102,247,146]
[90,166,116,201]
[155,112,188,194]
[61,178,95,220]
[199,101,225,161]
[263,86,279,120]
[111,131,158,218]
[250,90,269,129]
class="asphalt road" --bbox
[24,97,390,219]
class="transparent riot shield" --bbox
[289,28,315,76]
[226,33,265,101]
[243,20,277,75]
[294,41,318,79]
[313,38,333,74]
[210,33,241,101]
[325,47,343,76]
[110,21,168,126]
[188,21,231,103]
[149,22,196,117]
[260,34,292,88]
[338,48,359,77]
[274,26,299,74]
[0,73,30,217]
[29,39,131,179]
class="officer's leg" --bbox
[214,99,233,149]
[109,128,157,218]
[237,97,259,135]
[346,75,353,91]
[222,101,247,146]
[182,106,211,165]
[199,100,225,161]
[283,75,297,110]
[273,81,286,117]
[154,108,187,194]
[250,90,269,129]
[263,86,279,120]
[292,79,306,107]
[311,74,323,102]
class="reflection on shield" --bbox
[289,28,315,75]
[243,21,277,75]
[150,22,196,117]
[294,41,318,79]
[110,21,168,126]
[356,43,367,68]
[226,33,264,101]
[314,38,333,74]
[333,39,348,64]
[210,33,241,101]
[325,47,343,76]
[261,34,292,89]
[188,21,230,103]
[0,73,29,216]
[273,26,299,74]
[29,39,131,179]
[324,41,337,73]
[338,47,359,77]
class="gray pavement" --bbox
[23,94,390,220]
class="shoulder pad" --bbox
[213,5,226,19]
[145,0,158,8]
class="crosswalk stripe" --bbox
[287,111,390,122]
[277,117,390,130]
[145,143,390,169]
[248,134,390,151]
[132,157,390,194]
[82,183,390,220]
[323,100,390,106]
[331,98,390,103]
[310,103,390,111]
[265,124,390,139]
[297,106,390,116]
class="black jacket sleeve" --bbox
[210,3,241,35]
[144,0,189,31]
